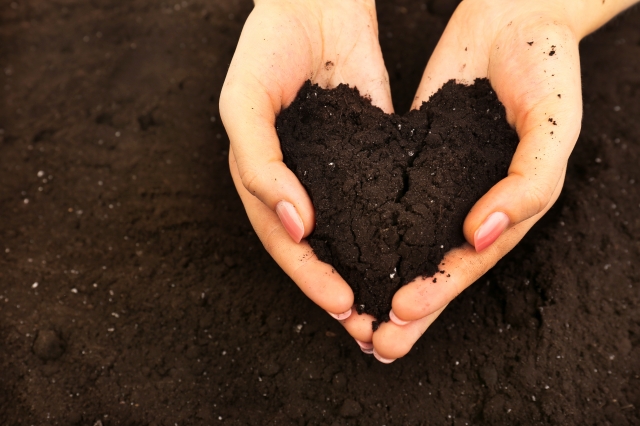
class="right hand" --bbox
[371,0,640,363]
[219,0,393,352]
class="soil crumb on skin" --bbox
[278,79,519,320]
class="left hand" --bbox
[370,0,585,363]
[220,0,393,352]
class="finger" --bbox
[340,309,376,354]
[220,79,314,242]
[391,170,564,323]
[230,149,353,316]
[219,6,317,241]
[372,306,447,362]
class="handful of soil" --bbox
[277,79,519,322]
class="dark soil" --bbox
[1,1,639,425]
[279,79,518,321]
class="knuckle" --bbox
[290,249,317,276]
[218,82,244,124]
[239,167,262,196]
[218,86,233,121]
[377,340,410,360]
[523,182,553,218]
[261,222,283,255]
[395,342,413,359]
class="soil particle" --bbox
[32,330,65,361]
[260,361,281,377]
[482,394,507,422]
[278,79,518,320]
[479,364,498,387]
[332,372,347,389]
[339,398,363,417]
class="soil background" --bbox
[0,1,639,425]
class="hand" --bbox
[220,0,391,350]
[372,0,638,363]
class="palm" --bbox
[227,0,392,115]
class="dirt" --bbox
[278,79,518,322]
[0,1,639,425]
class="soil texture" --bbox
[279,79,518,321]
[1,1,639,425]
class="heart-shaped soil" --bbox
[277,79,518,323]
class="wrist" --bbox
[460,0,637,41]
[560,0,638,39]
[255,0,376,8]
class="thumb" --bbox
[465,69,582,250]
[220,76,314,243]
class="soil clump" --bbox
[278,79,518,320]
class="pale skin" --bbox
[220,0,639,363]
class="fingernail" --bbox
[275,200,304,243]
[355,339,373,354]
[474,212,510,252]
[328,308,352,321]
[389,310,411,326]
[373,348,396,364]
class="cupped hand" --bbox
[220,0,392,350]
[372,0,587,363]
